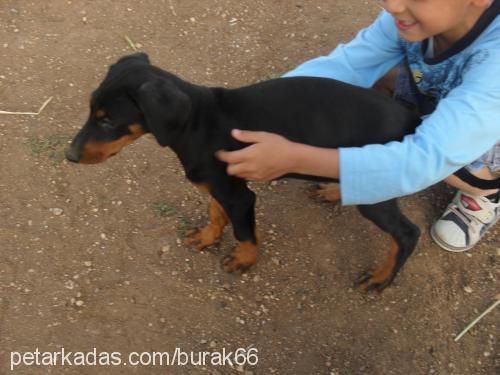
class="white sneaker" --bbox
[430,191,500,252]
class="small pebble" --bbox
[50,208,63,216]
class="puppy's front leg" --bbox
[212,182,259,272]
[221,240,259,273]
[186,189,229,251]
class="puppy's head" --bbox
[65,53,191,164]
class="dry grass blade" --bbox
[454,294,500,342]
[169,0,177,16]
[0,96,53,116]
[124,35,138,52]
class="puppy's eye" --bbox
[99,117,116,130]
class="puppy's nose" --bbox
[64,147,80,163]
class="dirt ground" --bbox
[0,1,498,374]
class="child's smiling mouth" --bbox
[396,19,418,31]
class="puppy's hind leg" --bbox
[355,199,420,292]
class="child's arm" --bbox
[283,11,404,87]
[216,130,340,181]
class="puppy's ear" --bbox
[133,52,150,63]
[135,79,191,147]
[117,52,150,65]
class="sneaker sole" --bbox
[430,225,475,252]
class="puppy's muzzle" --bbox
[64,147,80,163]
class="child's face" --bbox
[381,0,488,44]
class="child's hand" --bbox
[216,129,297,181]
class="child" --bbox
[216,0,500,252]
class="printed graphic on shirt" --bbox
[395,41,491,116]
[412,70,423,84]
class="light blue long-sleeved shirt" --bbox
[284,7,500,205]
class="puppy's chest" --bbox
[173,144,223,184]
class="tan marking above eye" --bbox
[95,109,106,119]
[129,124,145,136]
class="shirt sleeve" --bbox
[283,11,404,87]
[340,48,500,205]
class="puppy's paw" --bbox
[221,242,257,273]
[310,183,341,204]
[185,228,213,251]
[355,269,395,293]
[221,255,251,273]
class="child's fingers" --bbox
[215,148,249,164]
[231,129,275,144]
[226,162,249,178]
[216,130,281,163]
[216,149,258,178]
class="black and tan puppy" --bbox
[66,53,422,292]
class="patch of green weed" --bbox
[177,217,193,237]
[25,133,71,165]
[152,202,177,218]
